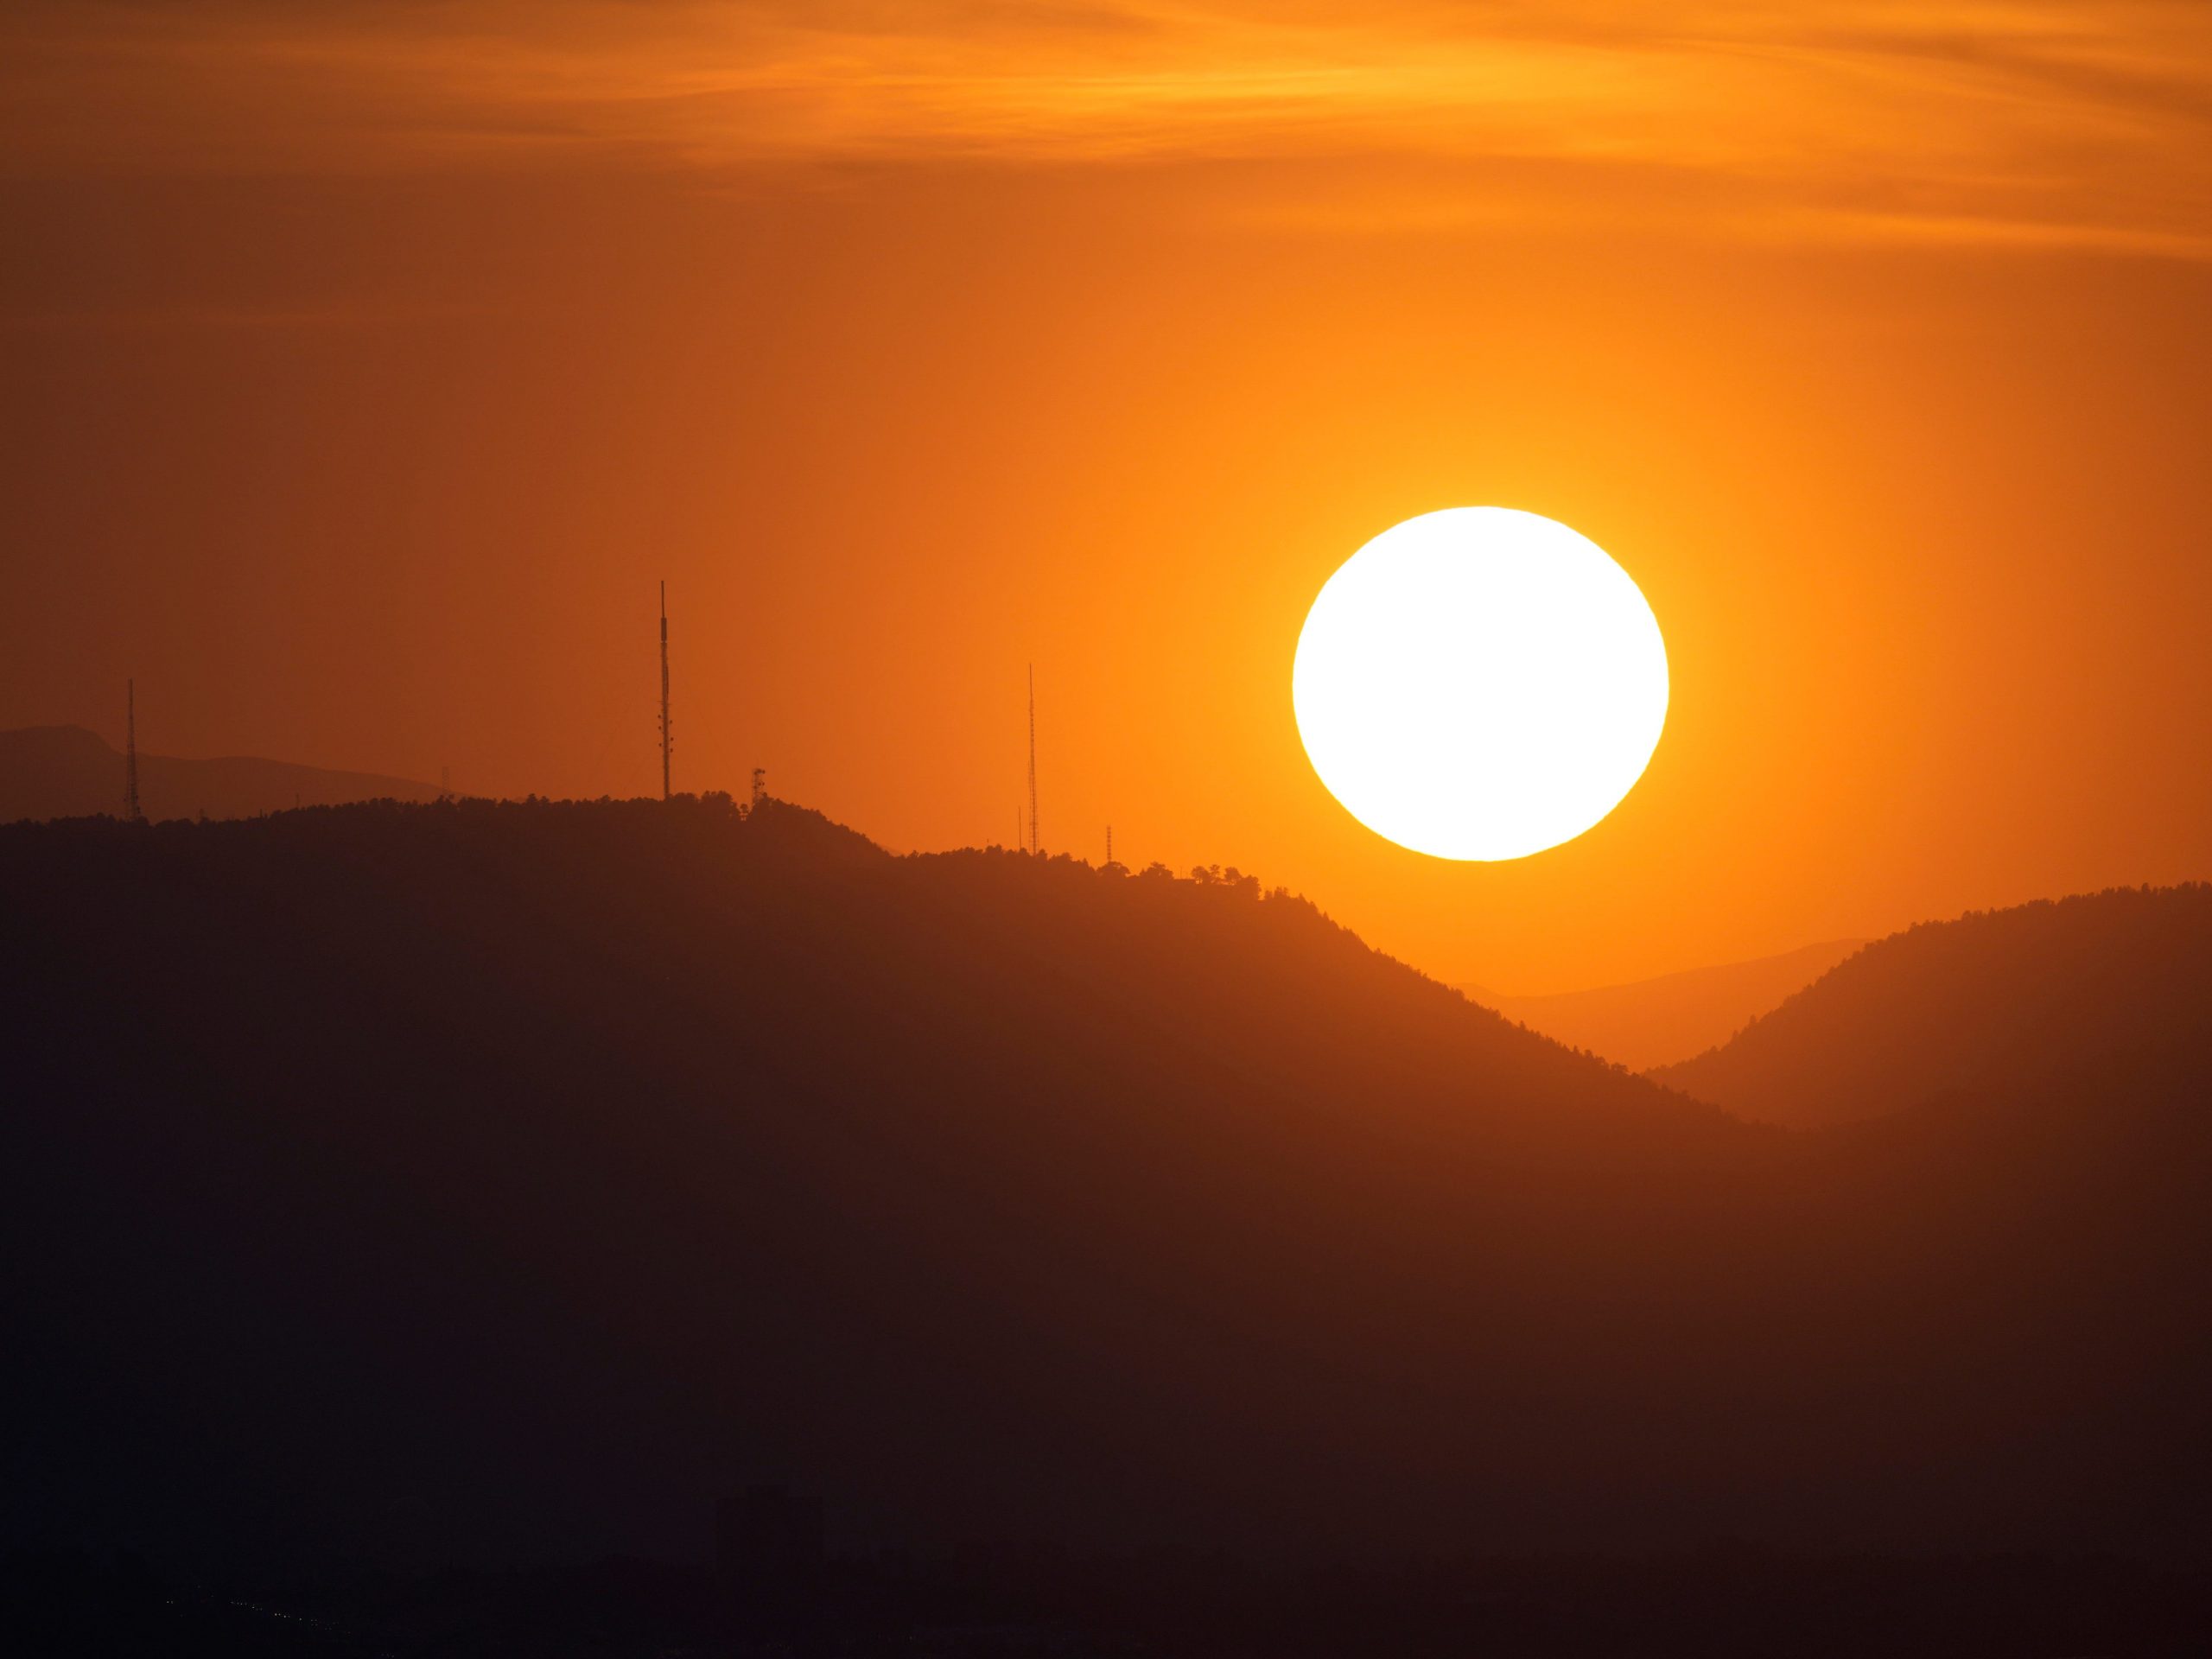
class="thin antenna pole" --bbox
[1027,664,1039,856]
[658,581,671,802]
[124,679,142,823]
[1106,825,1112,867]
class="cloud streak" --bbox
[5,1,2209,253]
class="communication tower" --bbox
[1027,664,1040,855]
[659,582,673,801]
[124,679,143,823]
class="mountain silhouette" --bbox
[1653,886,2212,1129]
[0,723,438,824]
[4,800,2210,1583]
[1464,938,1866,1071]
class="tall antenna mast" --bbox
[1106,825,1112,867]
[658,581,672,802]
[1027,664,1039,856]
[124,679,143,823]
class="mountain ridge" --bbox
[1462,938,1868,1071]
[1652,884,2212,1129]
[0,722,439,824]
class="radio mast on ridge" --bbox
[124,680,143,823]
[658,582,672,801]
[1027,664,1040,856]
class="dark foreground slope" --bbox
[0,723,438,824]
[1655,886,2212,1129]
[4,802,2210,1586]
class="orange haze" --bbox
[5,1,2211,992]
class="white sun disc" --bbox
[1293,507,1669,861]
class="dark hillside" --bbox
[1654,886,2212,1129]
[3,803,2209,1578]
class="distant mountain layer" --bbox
[1465,938,1866,1071]
[4,801,2211,1572]
[0,723,437,823]
[1653,886,2212,1128]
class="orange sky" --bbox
[5,1,2212,991]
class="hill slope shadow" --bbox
[3,802,2210,1574]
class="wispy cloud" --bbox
[5,1,2209,253]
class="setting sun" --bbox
[1293,508,1669,861]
